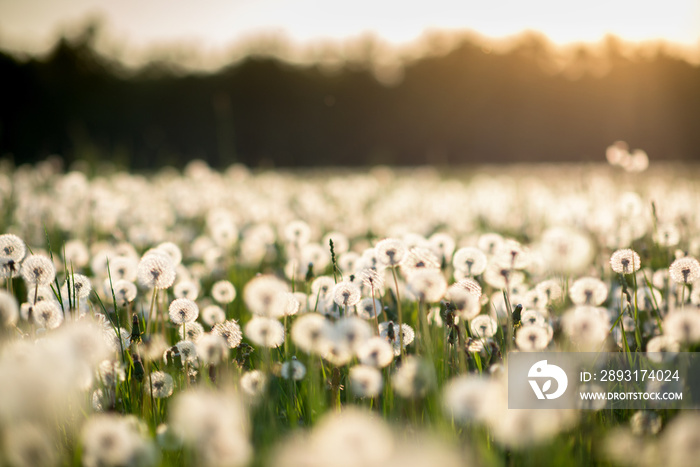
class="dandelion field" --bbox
[2,158,700,467]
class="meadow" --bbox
[1,155,699,467]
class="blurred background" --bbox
[1,0,699,169]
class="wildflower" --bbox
[630,411,662,436]
[64,273,92,300]
[284,220,311,246]
[515,325,550,351]
[146,371,175,398]
[211,280,236,304]
[356,337,394,368]
[98,360,126,386]
[338,251,360,274]
[20,254,55,287]
[392,357,436,398]
[106,256,138,281]
[240,370,267,401]
[211,319,243,348]
[334,316,372,353]
[452,247,487,276]
[446,286,481,321]
[561,310,609,349]
[359,267,385,293]
[477,233,504,255]
[453,277,482,297]
[243,274,289,318]
[470,315,498,338]
[137,252,176,289]
[610,249,641,274]
[400,247,440,276]
[4,423,57,467]
[139,334,169,362]
[349,365,383,397]
[0,233,25,275]
[174,280,199,300]
[428,232,456,264]
[535,279,563,303]
[520,309,546,327]
[375,238,407,267]
[156,241,183,266]
[291,313,333,354]
[168,298,199,324]
[170,389,251,467]
[664,311,700,343]
[332,280,361,308]
[443,376,496,423]
[646,335,680,362]
[379,321,415,355]
[280,358,306,380]
[483,262,524,289]
[357,297,382,319]
[102,327,131,352]
[669,257,700,284]
[0,290,19,327]
[198,304,224,328]
[654,223,681,247]
[196,333,228,365]
[494,239,530,270]
[521,288,548,311]
[110,279,137,307]
[406,269,447,303]
[179,321,204,342]
[569,277,608,306]
[81,414,157,467]
[245,316,285,348]
[320,338,353,366]
[33,301,63,329]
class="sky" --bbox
[1,0,699,67]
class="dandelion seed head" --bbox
[515,325,550,351]
[406,269,447,303]
[284,220,311,246]
[392,357,436,398]
[179,321,204,342]
[477,233,504,256]
[443,376,497,423]
[245,316,285,348]
[323,231,349,254]
[240,370,267,402]
[669,257,700,284]
[0,233,26,263]
[137,252,176,289]
[357,297,382,319]
[109,279,137,307]
[569,277,608,306]
[494,239,530,270]
[201,305,226,326]
[174,280,199,300]
[211,280,236,304]
[428,232,456,263]
[356,337,394,368]
[291,313,333,354]
[349,365,383,398]
[452,247,487,276]
[146,371,174,399]
[156,241,183,266]
[33,301,63,329]
[561,310,609,350]
[64,273,92,300]
[400,247,440,276]
[244,275,289,318]
[195,333,227,365]
[20,255,56,287]
[610,249,641,274]
[211,319,243,349]
[5,423,58,467]
[664,311,700,343]
[338,251,360,275]
[168,298,199,324]
[469,315,498,338]
[378,321,415,355]
[358,267,385,293]
[375,238,407,267]
[535,279,562,304]
[446,286,481,321]
[630,411,662,436]
[332,280,362,308]
[655,223,681,247]
[281,359,307,380]
[0,290,19,327]
[333,316,372,354]
[106,256,138,282]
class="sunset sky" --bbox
[1,0,699,66]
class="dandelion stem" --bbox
[391,267,404,360]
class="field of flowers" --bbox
[1,156,700,467]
